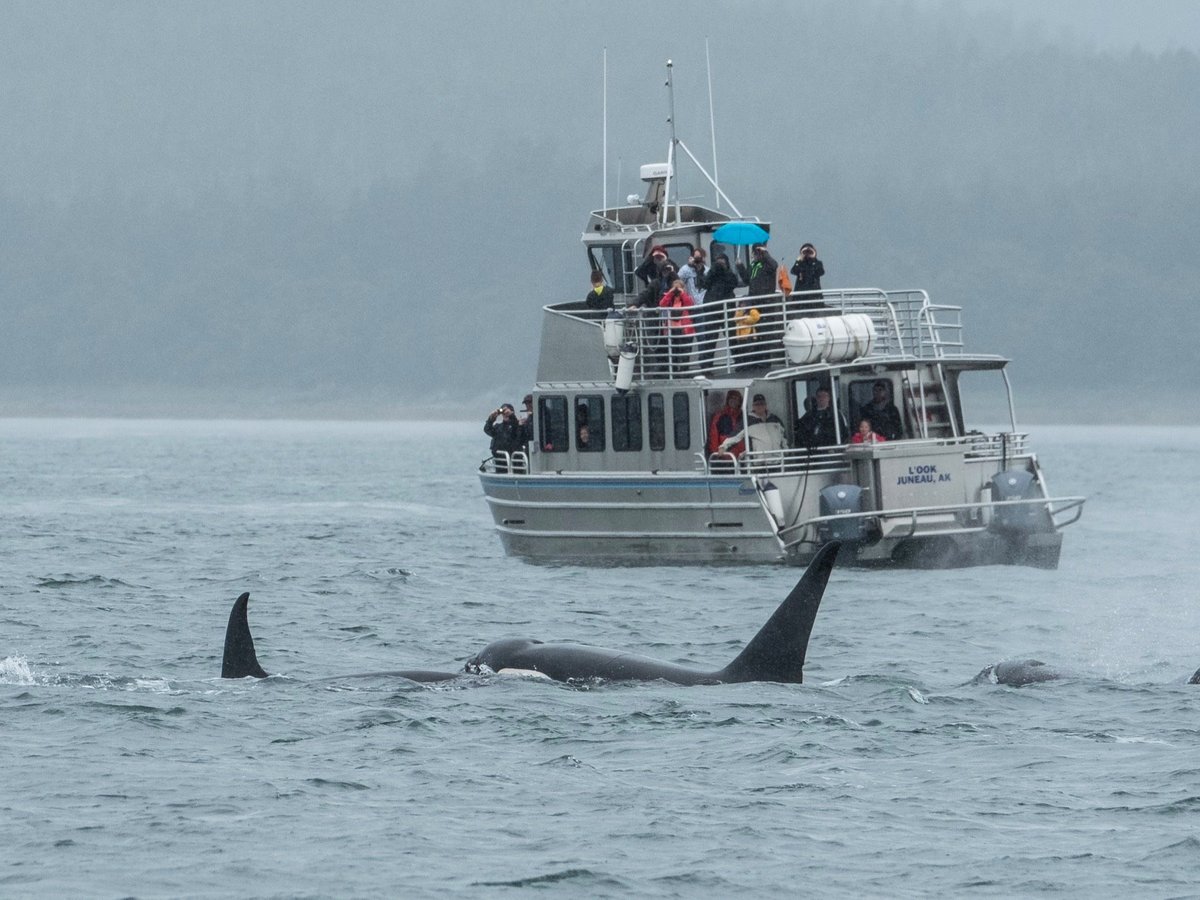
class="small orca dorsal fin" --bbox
[1190,668,1200,685]
[222,592,269,679]
[717,541,840,684]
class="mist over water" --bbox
[1,2,1198,421]
[3,420,1199,895]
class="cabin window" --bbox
[612,394,643,452]
[847,377,905,441]
[538,396,569,453]
[575,395,605,452]
[647,393,666,451]
[672,392,691,450]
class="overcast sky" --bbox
[2,1,1197,421]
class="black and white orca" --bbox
[221,541,841,685]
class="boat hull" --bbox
[480,473,1065,568]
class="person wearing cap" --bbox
[517,394,535,449]
[790,243,826,307]
[859,380,903,441]
[719,394,787,453]
[484,403,526,471]
[633,245,671,306]
[740,244,779,298]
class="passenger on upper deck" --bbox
[678,249,707,302]
[698,254,741,370]
[707,390,745,457]
[634,245,671,307]
[794,387,848,449]
[658,279,697,371]
[740,244,779,298]
[851,416,886,444]
[789,243,825,307]
[859,380,903,441]
[584,270,615,312]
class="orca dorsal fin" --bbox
[222,592,269,679]
[717,541,840,684]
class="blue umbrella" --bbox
[712,221,770,246]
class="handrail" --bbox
[479,451,530,475]
[776,495,1087,550]
[586,286,971,382]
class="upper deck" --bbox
[536,287,1002,387]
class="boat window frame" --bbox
[672,391,691,450]
[647,393,666,452]
[611,393,643,452]
[538,395,570,453]
[575,394,606,453]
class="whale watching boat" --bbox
[479,62,1085,568]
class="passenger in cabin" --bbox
[658,279,697,372]
[720,394,788,453]
[851,416,886,444]
[794,387,848,449]
[584,270,615,313]
[698,254,741,369]
[860,380,903,440]
[484,403,525,471]
[707,390,745,458]
[789,243,826,310]
[577,423,591,450]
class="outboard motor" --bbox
[603,309,626,358]
[818,484,867,542]
[614,342,637,394]
[989,469,1044,532]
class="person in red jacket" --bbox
[851,416,887,444]
[658,278,697,372]
[708,390,745,457]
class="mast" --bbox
[664,58,680,227]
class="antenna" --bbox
[602,47,608,214]
[664,59,680,226]
[706,39,720,211]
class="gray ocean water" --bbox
[3,418,1199,897]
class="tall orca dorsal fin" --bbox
[1190,668,1200,685]
[717,541,840,684]
[222,592,269,679]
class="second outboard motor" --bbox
[989,469,1044,532]
[614,342,637,394]
[603,309,625,358]
[818,484,867,542]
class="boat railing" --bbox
[775,495,1088,552]
[601,287,966,380]
[726,432,1031,477]
[478,451,530,475]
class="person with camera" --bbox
[657,278,697,373]
[484,403,525,472]
[790,242,826,311]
